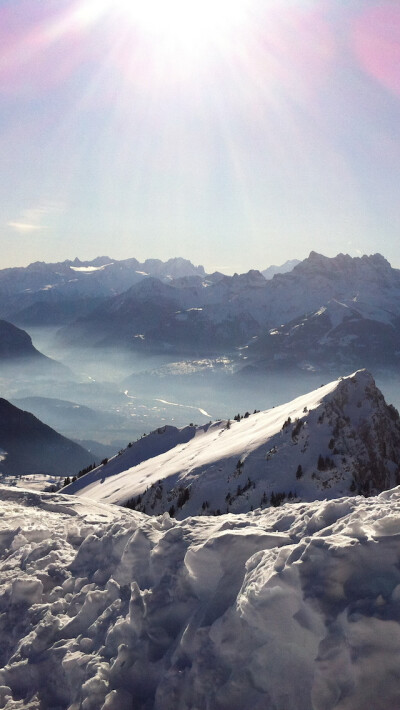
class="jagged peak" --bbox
[330,368,371,394]
[231,269,266,285]
[304,251,392,271]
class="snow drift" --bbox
[1,486,400,708]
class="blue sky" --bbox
[1,0,400,273]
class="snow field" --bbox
[1,486,400,708]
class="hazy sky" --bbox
[1,0,400,273]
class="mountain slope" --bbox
[2,485,400,708]
[0,319,67,377]
[0,319,56,362]
[67,370,400,516]
[247,298,400,373]
[0,398,94,475]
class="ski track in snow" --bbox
[2,485,400,708]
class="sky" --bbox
[1,0,400,274]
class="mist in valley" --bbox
[3,324,400,475]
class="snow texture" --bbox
[1,485,400,708]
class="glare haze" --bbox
[1,0,400,272]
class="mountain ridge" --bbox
[67,370,400,516]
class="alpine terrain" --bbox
[66,370,400,517]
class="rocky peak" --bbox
[231,270,266,288]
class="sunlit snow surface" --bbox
[1,486,400,708]
[68,370,400,516]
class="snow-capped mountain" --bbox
[67,370,400,516]
[255,251,400,330]
[2,484,400,709]
[55,251,400,356]
[0,256,205,298]
[1,256,205,326]
[0,398,94,475]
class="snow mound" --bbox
[2,486,400,708]
[68,370,400,518]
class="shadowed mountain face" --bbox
[0,320,46,360]
[0,319,66,378]
[246,299,400,374]
[0,398,94,476]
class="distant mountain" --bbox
[0,319,65,374]
[0,398,94,475]
[67,370,400,516]
[262,258,300,279]
[56,272,265,353]
[246,297,400,374]
[0,319,45,360]
[10,396,124,442]
[257,251,400,328]
[1,256,205,326]
[56,252,400,357]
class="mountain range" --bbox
[0,256,206,326]
[50,252,400,371]
[3,250,400,375]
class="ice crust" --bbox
[1,485,400,708]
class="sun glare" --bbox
[115,0,248,47]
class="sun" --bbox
[73,0,257,86]
[114,0,249,48]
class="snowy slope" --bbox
[67,370,400,517]
[2,485,400,708]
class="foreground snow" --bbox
[2,485,400,708]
